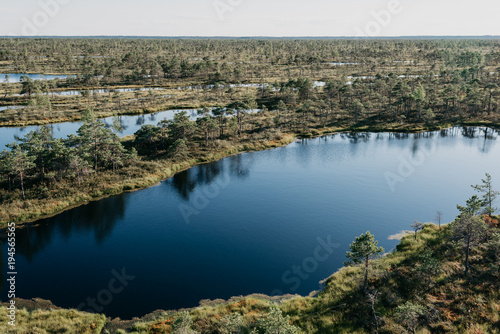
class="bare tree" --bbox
[411,221,424,240]
[434,211,443,229]
[452,213,488,276]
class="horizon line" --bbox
[1,35,500,39]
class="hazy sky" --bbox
[1,0,499,37]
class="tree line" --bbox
[0,108,137,199]
[1,38,499,87]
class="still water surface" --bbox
[0,73,72,83]
[1,127,499,318]
[0,109,200,149]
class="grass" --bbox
[0,307,106,334]
[0,85,262,127]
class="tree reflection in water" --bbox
[168,153,251,200]
[1,195,127,263]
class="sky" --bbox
[0,0,499,37]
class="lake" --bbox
[0,73,73,83]
[22,87,164,97]
[0,108,260,150]
[0,106,23,112]
[0,109,200,149]
[1,126,499,319]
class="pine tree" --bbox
[257,304,299,334]
[452,210,488,276]
[472,173,499,215]
[16,126,55,182]
[77,107,123,174]
[345,232,384,294]
[4,143,36,199]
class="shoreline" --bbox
[0,80,286,128]
[0,222,444,323]
[0,104,214,128]
[0,134,296,229]
[1,121,498,229]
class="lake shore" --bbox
[1,120,498,229]
[0,132,295,228]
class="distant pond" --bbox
[0,73,73,83]
[0,109,201,149]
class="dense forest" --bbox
[1,176,499,333]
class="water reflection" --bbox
[388,132,409,140]
[136,115,146,126]
[478,128,497,153]
[0,155,254,264]
[462,127,478,138]
[168,154,251,200]
[0,73,71,83]
[227,154,251,179]
[481,128,495,140]
[9,195,127,262]
[342,132,371,143]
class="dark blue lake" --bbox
[1,127,499,319]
